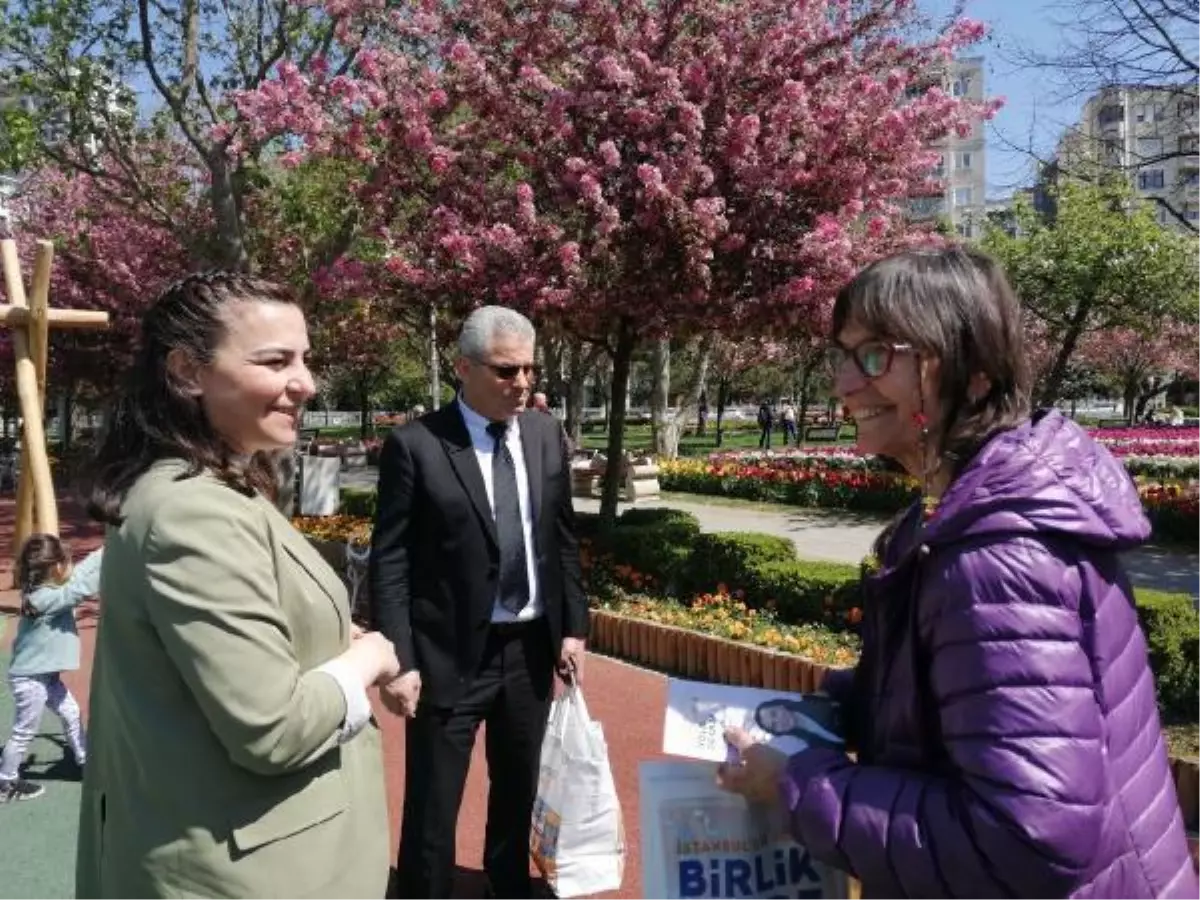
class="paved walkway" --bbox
[576,496,1200,599]
[347,466,1200,598]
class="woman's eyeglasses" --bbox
[476,361,540,381]
[825,340,915,379]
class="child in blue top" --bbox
[0,533,102,804]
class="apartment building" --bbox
[0,174,16,224]
[907,56,989,238]
[0,83,36,224]
[1056,84,1199,231]
[0,66,134,223]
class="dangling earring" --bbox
[913,365,938,526]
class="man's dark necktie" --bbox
[486,421,530,614]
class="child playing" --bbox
[0,533,102,803]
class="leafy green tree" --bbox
[983,180,1199,405]
[0,0,362,267]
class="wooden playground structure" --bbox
[0,237,109,566]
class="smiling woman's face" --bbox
[832,319,941,478]
[192,300,316,455]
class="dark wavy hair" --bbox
[17,532,69,609]
[832,245,1032,468]
[87,271,298,525]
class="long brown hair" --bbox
[87,272,297,525]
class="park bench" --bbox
[1097,418,1128,428]
[297,428,321,452]
[803,423,844,442]
[570,450,660,502]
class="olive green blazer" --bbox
[76,460,389,899]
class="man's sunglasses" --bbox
[475,360,540,381]
[825,340,915,379]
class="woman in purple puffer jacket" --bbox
[720,246,1198,898]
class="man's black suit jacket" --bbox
[368,404,589,708]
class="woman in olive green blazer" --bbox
[77,273,399,899]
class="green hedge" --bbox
[605,509,702,593]
[1135,589,1199,723]
[743,558,864,625]
[340,487,378,518]
[680,532,796,597]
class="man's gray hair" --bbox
[458,306,536,359]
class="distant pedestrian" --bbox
[0,534,101,804]
[780,402,798,445]
[756,399,774,449]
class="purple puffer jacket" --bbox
[783,410,1198,898]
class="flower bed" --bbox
[587,607,846,693]
[594,587,861,668]
[291,515,371,545]
[660,455,918,513]
[662,432,1200,543]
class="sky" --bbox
[920,0,1101,200]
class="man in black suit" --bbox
[369,306,588,899]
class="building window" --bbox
[1139,169,1165,190]
[1098,105,1123,126]
[951,76,970,97]
[1137,136,1163,157]
[1180,135,1199,154]
[933,155,945,177]
[1180,99,1197,120]
[1182,169,1200,187]
[1185,204,1200,222]
[955,151,973,170]
[1136,103,1166,123]
[953,187,973,207]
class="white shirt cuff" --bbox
[315,658,372,743]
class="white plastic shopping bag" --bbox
[530,683,625,897]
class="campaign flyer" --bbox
[663,678,843,764]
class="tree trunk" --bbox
[653,334,714,460]
[1135,375,1176,422]
[540,336,559,406]
[1123,376,1139,425]
[59,388,75,451]
[597,359,611,433]
[207,151,248,271]
[1038,298,1094,406]
[715,377,728,448]
[428,304,442,410]
[599,321,636,529]
[797,364,813,448]
[358,377,371,440]
[650,337,671,457]
[564,340,601,449]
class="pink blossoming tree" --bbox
[1080,323,1200,424]
[6,160,201,438]
[231,0,998,519]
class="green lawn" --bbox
[578,424,856,457]
[314,421,858,457]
